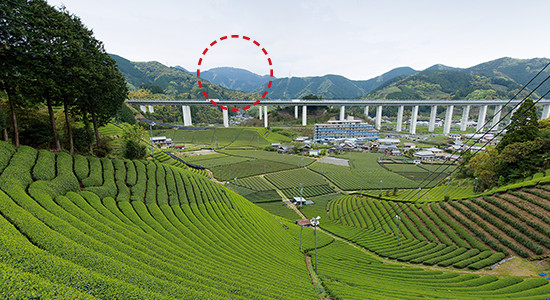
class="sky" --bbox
[47,0,550,80]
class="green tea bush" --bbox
[73,154,89,181]
[32,149,56,181]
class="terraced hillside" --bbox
[0,142,318,299]
[323,192,550,269]
[1,141,549,299]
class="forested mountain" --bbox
[466,57,550,93]
[109,54,259,100]
[201,67,273,92]
[112,54,549,101]
[366,70,529,100]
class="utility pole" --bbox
[149,122,156,161]
[474,177,479,194]
[311,216,320,273]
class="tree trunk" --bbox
[92,112,101,147]
[6,85,19,146]
[63,100,74,155]
[84,116,93,154]
[2,129,7,142]
[46,97,61,151]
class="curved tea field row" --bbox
[1,141,549,299]
[324,192,550,270]
[316,241,550,300]
[0,142,317,299]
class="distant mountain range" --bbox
[109,54,258,100]
[111,54,550,101]
[367,57,550,100]
[201,67,274,93]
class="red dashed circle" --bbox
[196,35,274,111]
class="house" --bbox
[294,136,309,142]
[295,219,312,227]
[403,142,416,149]
[391,149,401,156]
[442,153,462,161]
[150,136,174,148]
[426,147,444,156]
[293,197,315,206]
[309,149,320,156]
[277,145,295,153]
[414,150,435,161]
[378,138,400,145]
[327,146,343,155]
[271,142,281,147]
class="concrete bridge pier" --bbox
[542,104,550,120]
[182,105,192,126]
[376,105,383,130]
[396,105,404,132]
[223,109,229,127]
[340,105,345,120]
[410,105,419,134]
[140,105,147,113]
[259,106,263,120]
[295,106,299,119]
[443,105,454,136]
[148,105,154,113]
[364,106,369,119]
[492,105,503,128]
[302,106,307,126]
[460,105,470,131]
[477,105,488,132]
[428,105,437,132]
[264,106,268,128]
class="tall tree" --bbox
[73,31,127,148]
[0,0,34,146]
[497,98,539,151]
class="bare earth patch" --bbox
[491,257,550,277]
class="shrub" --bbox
[468,252,506,270]
[32,149,56,181]
[0,141,15,173]
[125,160,137,186]
[73,154,89,181]
[82,157,103,187]
[130,161,147,202]
[124,139,146,160]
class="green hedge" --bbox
[73,154,89,181]
[438,249,480,267]
[130,161,146,202]
[0,146,37,190]
[468,252,506,270]
[0,141,15,173]
[114,159,130,202]
[125,160,137,186]
[82,157,103,187]
[32,149,56,181]
[452,250,492,268]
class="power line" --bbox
[336,63,550,231]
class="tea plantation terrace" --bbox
[126,99,550,135]
[1,141,550,298]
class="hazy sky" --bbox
[47,0,550,80]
